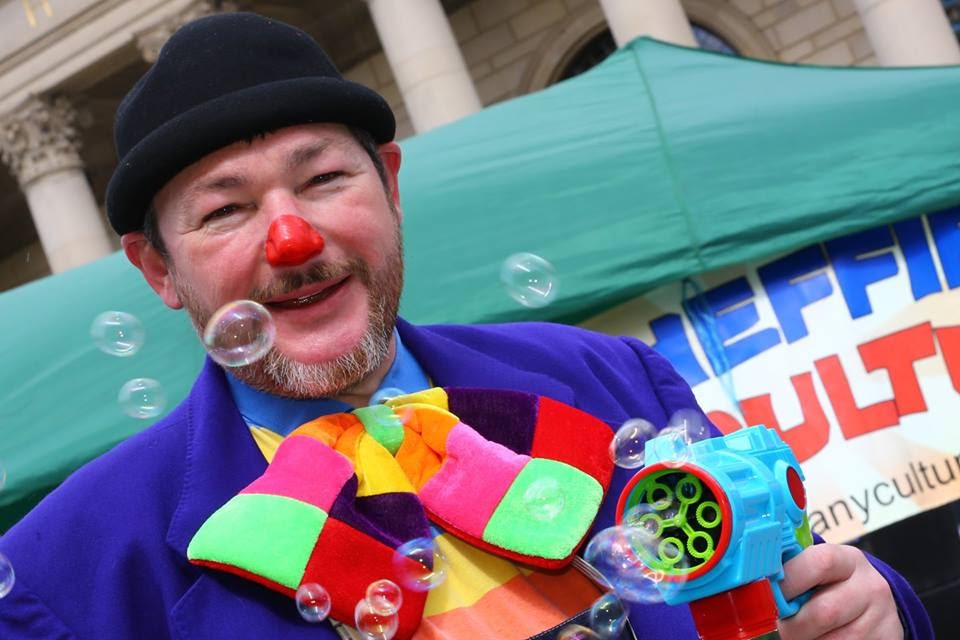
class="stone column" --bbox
[365,0,482,133]
[598,0,698,48]
[0,97,113,273]
[854,0,960,66]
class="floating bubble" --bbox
[371,387,406,405]
[295,583,331,623]
[589,592,628,639]
[355,598,399,640]
[90,311,145,357]
[657,427,694,468]
[500,253,559,308]
[584,525,684,604]
[0,463,6,492]
[557,624,601,640]
[523,477,565,521]
[623,504,664,538]
[392,537,446,592]
[610,419,657,469]
[0,552,13,599]
[202,300,275,367]
[667,409,711,444]
[366,579,403,616]
[118,378,166,419]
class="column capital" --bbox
[136,0,238,64]
[0,96,84,187]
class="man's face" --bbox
[142,123,404,398]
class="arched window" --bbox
[944,0,960,39]
[691,23,738,56]
[557,24,739,82]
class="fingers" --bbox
[777,545,904,640]
[782,581,903,640]
[780,544,858,600]
[778,579,866,640]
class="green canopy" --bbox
[3,38,960,529]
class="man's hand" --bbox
[777,543,904,640]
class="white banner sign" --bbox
[584,210,960,543]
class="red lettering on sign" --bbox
[706,411,742,435]
[858,322,936,416]
[815,355,899,439]
[934,325,960,394]
[739,372,830,462]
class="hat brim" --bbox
[106,76,395,235]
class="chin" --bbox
[277,323,369,366]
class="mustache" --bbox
[248,260,372,303]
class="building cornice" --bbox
[0,0,196,116]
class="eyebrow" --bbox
[285,141,331,173]
[180,174,247,215]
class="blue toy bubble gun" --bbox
[615,426,814,640]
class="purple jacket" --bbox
[0,320,932,639]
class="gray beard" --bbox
[173,246,402,399]
[240,291,394,398]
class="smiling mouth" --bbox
[265,276,349,310]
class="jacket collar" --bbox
[396,318,576,406]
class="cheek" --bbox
[178,241,263,299]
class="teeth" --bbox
[272,278,343,307]
[280,290,323,307]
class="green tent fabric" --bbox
[2,38,960,529]
[398,38,960,325]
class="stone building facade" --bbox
[0,0,957,292]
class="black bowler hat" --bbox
[106,12,396,235]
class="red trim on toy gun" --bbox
[615,426,814,640]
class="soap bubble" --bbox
[366,579,403,616]
[354,598,399,640]
[657,427,694,468]
[589,592,628,639]
[90,311,144,357]
[610,419,657,469]
[558,625,601,640]
[523,477,565,521]
[667,409,711,444]
[0,552,14,598]
[392,537,446,591]
[371,387,406,405]
[202,300,275,367]
[583,525,684,604]
[500,253,558,308]
[295,583,331,623]
[622,504,664,539]
[118,378,166,419]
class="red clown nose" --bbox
[265,215,325,267]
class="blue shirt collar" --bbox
[225,329,431,436]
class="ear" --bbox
[121,232,183,310]
[377,142,403,221]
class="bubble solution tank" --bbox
[616,426,813,640]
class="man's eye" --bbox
[202,204,239,224]
[307,172,343,186]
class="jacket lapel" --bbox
[165,359,340,638]
[165,358,267,558]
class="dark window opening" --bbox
[557,24,739,83]
[944,0,960,39]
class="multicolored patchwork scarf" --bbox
[188,387,615,639]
